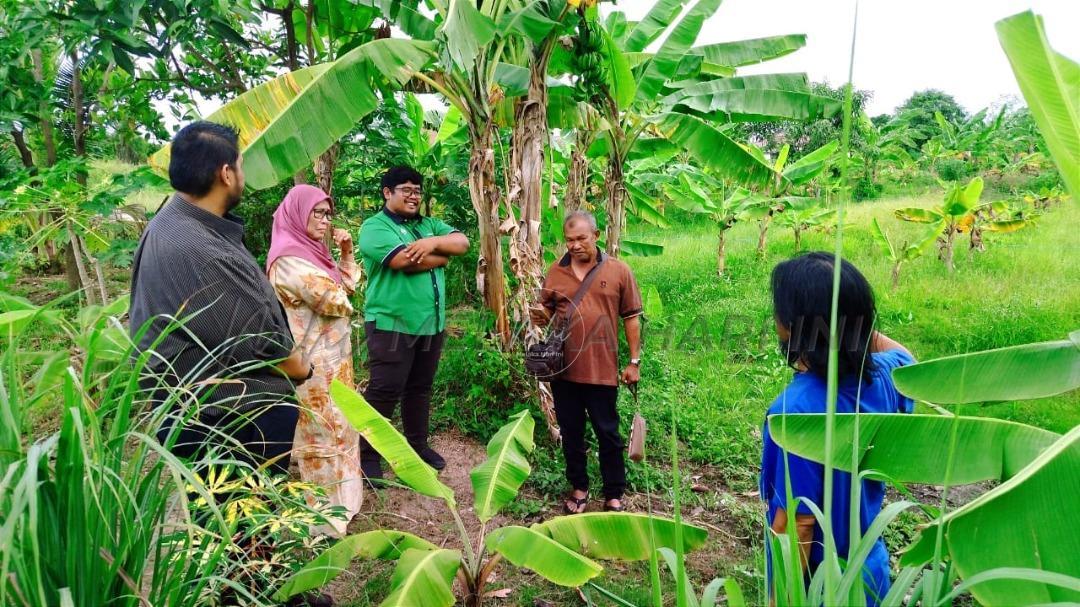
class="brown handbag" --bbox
[627,383,647,463]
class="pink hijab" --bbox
[266,184,343,283]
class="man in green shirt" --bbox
[358,165,469,481]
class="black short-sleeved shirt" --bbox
[129,194,295,413]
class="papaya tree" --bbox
[274,380,709,607]
[771,331,1080,606]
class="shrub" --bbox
[431,309,535,440]
[936,158,975,182]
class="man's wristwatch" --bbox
[304,363,315,380]
[629,358,641,367]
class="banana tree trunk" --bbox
[67,225,95,306]
[757,215,772,257]
[891,262,901,290]
[717,228,727,277]
[565,127,596,215]
[944,226,957,273]
[508,62,561,442]
[468,124,511,346]
[314,144,337,195]
[604,156,626,258]
[793,226,802,251]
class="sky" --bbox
[170,1,1079,127]
[613,0,1080,116]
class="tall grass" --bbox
[0,306,338,606]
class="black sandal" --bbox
[563,492,588,514]
[603,500,625,512]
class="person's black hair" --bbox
[168,121,240,197]
[381,165,423,192]
[770,251,877,382]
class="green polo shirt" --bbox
[358,206,459,336]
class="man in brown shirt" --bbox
[531,211,642,513]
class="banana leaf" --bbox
[894,207,944,223]
[496,2,561,43]
[942,177,984,216]
[903,222,946,261]
[149,39,433,190]
[671,89,841,124]
[330,380,456,506]
[485,525,604,587]
[656,113,779,190]
[621,239,665,257]
[983,218,1032,233]
[996,11,1080,199]
[381,548,461,607]
[634,0,723,106]
[626,182,671,228]
[471,410,535,522]
[274,530,438,600]
[892,332,1080,404]
[870,218,896,260]
[665,73,813,96]
[901,426,1080,605]
[440,0,496,73]
[782,141,839,185]
[688,34,807,67]
[533,512,708,560]
[599,24,636,110]
[767,414,1061,485]
[623,0,691,53]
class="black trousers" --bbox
[361,322,445,461]
[156,399,299,476]
[551,379,625,500]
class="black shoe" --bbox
[416,446,446,471]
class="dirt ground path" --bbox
[324,430,762,605]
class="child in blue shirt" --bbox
[760,251,915,606]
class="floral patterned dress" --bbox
[269,255,362,536]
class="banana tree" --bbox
[555,0,841,257]
[656,166,756,276]
[870,217,939,289]
[894,176,1030,272]
[774,196,835,251]
[747,140,839,256]
[770,330,1080,606]
[997,11,1079,200]
[275,380,708,607]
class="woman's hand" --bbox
[332,228,353,253]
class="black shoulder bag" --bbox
[525,259,605,379]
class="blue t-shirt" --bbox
[760,349,915,605]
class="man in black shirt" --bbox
[130,121,312,474]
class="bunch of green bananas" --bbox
[571,19,607,104]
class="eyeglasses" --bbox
[312,209,334,220]
[394,186,423,198]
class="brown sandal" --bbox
[603,499,624,512]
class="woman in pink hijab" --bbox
[267,184,362,536]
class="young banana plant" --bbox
[870,217,940,289]
[894,176,1032,272]
[275,380,708,607]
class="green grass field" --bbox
[618,191,1078,495]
